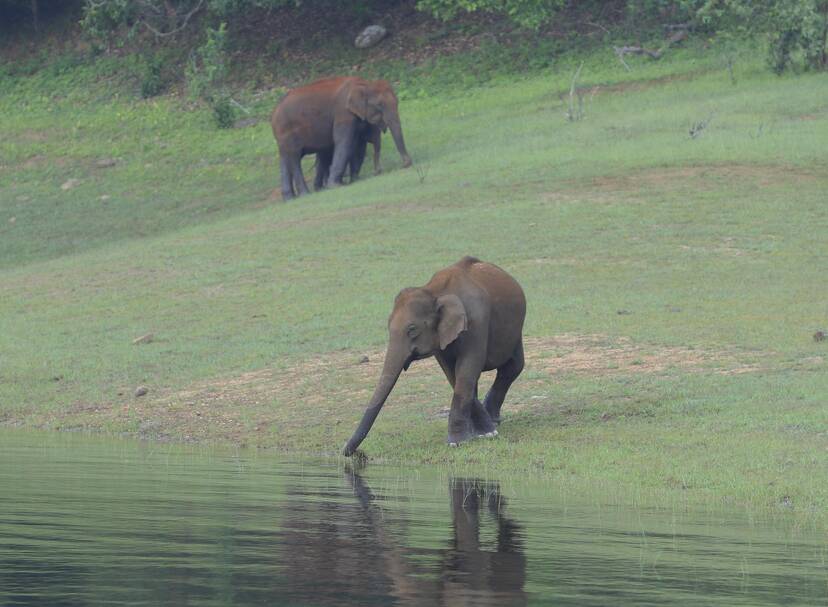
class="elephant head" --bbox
[343,288,466,456]
[347,79,413,169]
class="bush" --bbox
[140,54,165,98]
[185,22,228,101]
[416,0,566,29]
[767,1,828,73]
[212,96,236,128]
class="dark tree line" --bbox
[3,0,827,73]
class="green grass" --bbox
[1,39,827,527]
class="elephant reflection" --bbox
[346,471,527,606]
[278,469,526,607]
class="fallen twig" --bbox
[613,28,688,70]
[689,113,714,139]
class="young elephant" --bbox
[343,257,526,455]
[313,120,382,190]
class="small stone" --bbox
[134,386,148,397]
[355,25,388,49]
[357,355,369,364]
[16,195,30,202]
[60,178,80,191]
[100,194,111,202]
[814,331,826,342]
[617,309,632,315]
[8,217,15,224]
[132,333,154,345]
[96,158,117,168]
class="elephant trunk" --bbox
[343,345,407,456]
[386,117,412,168]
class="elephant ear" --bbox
[347,82,382,125]
[436,294,468,350]
[347,82,370,121]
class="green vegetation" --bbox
[1,23,827,530]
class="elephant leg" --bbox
[436,352,456,387]
[470,380,497,437]
[290,155,310,196]
[372,131,382,175]
[483,341,524,425]
[350,137,368,182]
[440,354,495,438]
[315,150,332,191]
[280,156,295,200]
[448,387,475,447]
[447,357,487,446]
[327,124,356,187]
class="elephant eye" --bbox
[406,323,418,336]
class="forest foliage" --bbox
[2,1,827,76]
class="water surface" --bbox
[0,431,825,606]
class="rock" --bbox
[60,178,80,191]
[100,195,111,202]
[357,355,369,364]
[232,117,260,129]
[617,309,632,315]
[355,25,388,49]
[96,158,117,168]
[132,333,154,345]
[8,217,15,224]
[134,386,148,398]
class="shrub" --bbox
[212,95,236,128]
[140,54,165,98]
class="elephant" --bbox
[343,256,526,456]
[271,76,412,200]
[313,119,383,191]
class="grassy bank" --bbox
[1,39,827,526]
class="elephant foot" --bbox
[483,400,502,425]
[471,400,498,436]
[447,423,476,448]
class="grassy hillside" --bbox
[1,38,827,525]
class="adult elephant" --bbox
[271,76,412,200]
[343,256,526,456]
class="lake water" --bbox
[0,431,825,606]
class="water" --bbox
[0,431,825,606]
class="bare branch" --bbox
[139,0,205,38]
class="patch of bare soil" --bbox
[522,334,764,376]
[45,333,768,446]
[543,164,825,206]
[588,164,822,192]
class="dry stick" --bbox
[567,62,584,122]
